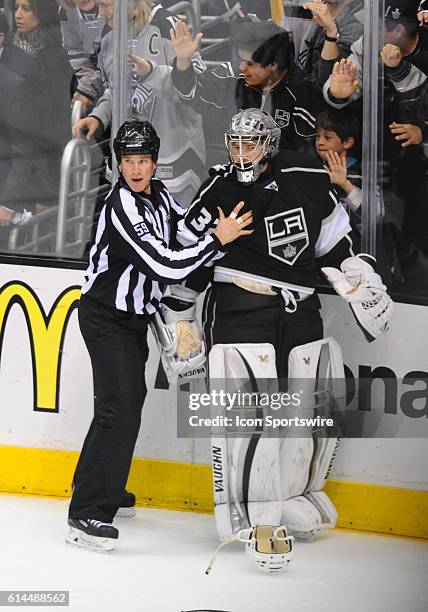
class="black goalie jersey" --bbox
[178,152,354,296]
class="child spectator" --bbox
[315,107,366,224]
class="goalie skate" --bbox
[65,519,119,553]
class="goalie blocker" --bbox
[208,337,344,553]
[149,285,206,381]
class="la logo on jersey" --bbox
[264,207,309,265]
[275,108,291,128]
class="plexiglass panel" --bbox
[0,0,426,302]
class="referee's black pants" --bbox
[69,295,149,523]
[203,284,323,379]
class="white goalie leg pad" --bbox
[281,492,338,540]
[305,438,340,492]
[304,491,338,529]
[209,343,283,540]
[288,336,345,382]
[280,338,344,538]
[281,496,322,541]
[209,343,277,379]
[280,437,315,501]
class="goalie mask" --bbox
[225,109,281,184]
[205,525,294,574]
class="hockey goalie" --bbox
[151,108,393,572]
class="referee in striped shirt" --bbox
[66,120,253,552]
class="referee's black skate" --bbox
[66,519,119,553]
[116,490,136,518]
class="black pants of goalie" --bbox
[69,295,149,524]
[203,284,323,378]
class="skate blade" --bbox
[116,507,136,518]
[65,527,115,553]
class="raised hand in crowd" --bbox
[303,0,338,39]
[329,59,359,99]
[417,9,428,25]
[323,151,354,194]
[380,44,403,68]
[389,122,423,147]
[170,21,204,71]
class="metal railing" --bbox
[8,138,110,258]
[8,206,60,254]
[169,1,197,33]
[55,138,92,257]
[71,99,84,131]
[171,0,244,59]
[191,0,202,30]
[199,1,244,57]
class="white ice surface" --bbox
[0,494,427,612]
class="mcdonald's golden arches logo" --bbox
[0,281,81,412]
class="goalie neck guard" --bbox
[225,109,281,184]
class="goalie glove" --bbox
[321,255,393,342]
[149,285,206,379]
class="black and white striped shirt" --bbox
[82,177,221,314]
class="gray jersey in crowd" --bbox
[89,4,206,203]
[60,5,106,102]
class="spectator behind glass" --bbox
[58,0,108,115]
[0,6,38,83]
[0,9,64,243]
[72,0,207,206]
[418,0,428,24]
[315,107,364,223]
[13,0,72,207]
[321,2,428,291]
[300,0,363,87]
[379,3,428,273]
[170,20,325,155]
[323,1,428,109]
[313,106,392,261]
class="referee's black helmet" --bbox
[113,121,160,162]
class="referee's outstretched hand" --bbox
[214,201,253,246]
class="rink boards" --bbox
[0,263,427,538]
